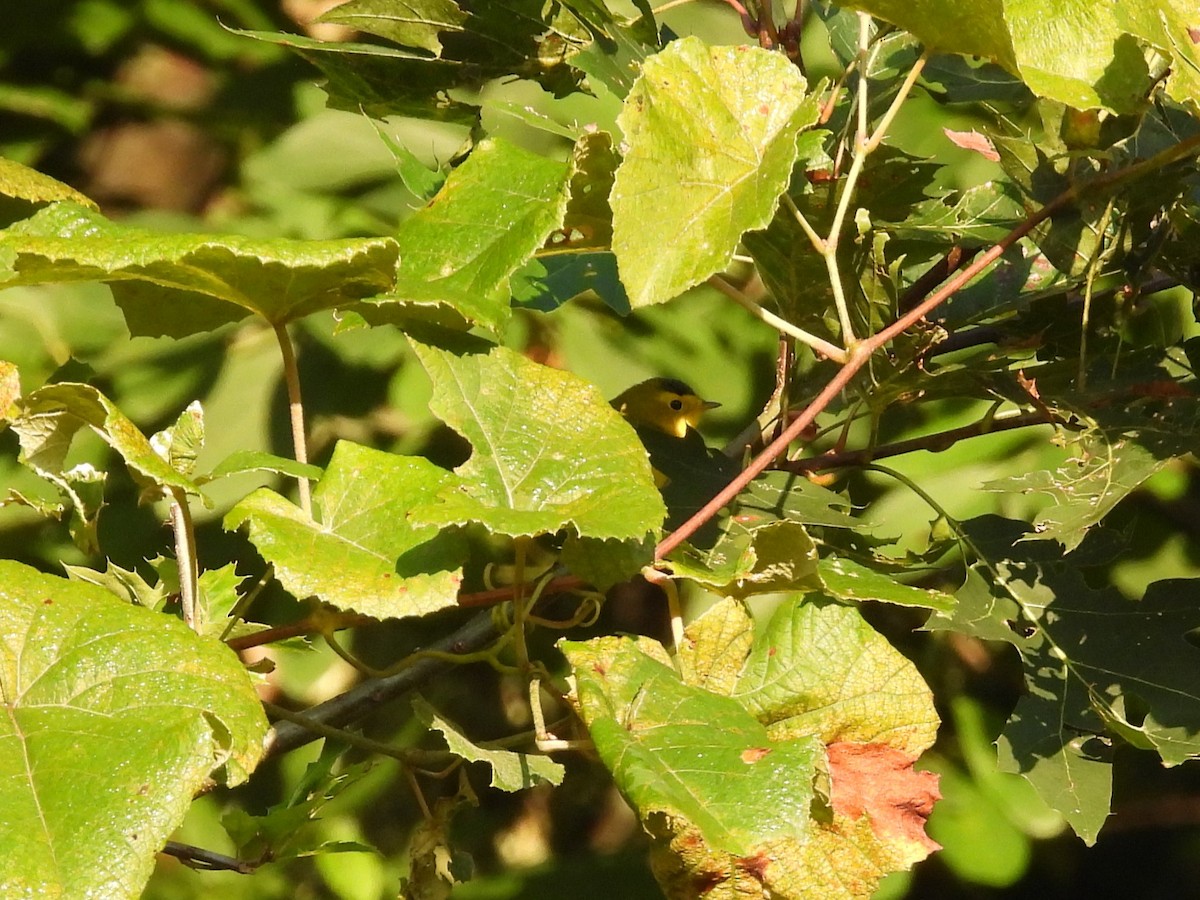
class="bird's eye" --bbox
[669,399,683,411]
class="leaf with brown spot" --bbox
[827,741,942,861]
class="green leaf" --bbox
[567,0,660,98]
[883,181,1026,245]
[408,340,666,539]
[731,470,861,530]
[366,115,446,202]
[64,559,168,611]
[611,37,822,307]
[567,601,941,896]
[205,449,324,483]
[0,156,97,226]
[676,595,756,695]
[817,556,957,612]
[10,382,203,506]
[677,519,822,598]
[666,471,858,594]
[559,534,654,592]
[0,201,399,336]
[0,560,267,898]
[1003,0,1151,113]
[512,251,630,313]
[414,697,564,791]
[563,634,824,857]
[986,393,1200,552]
[848,0,1199,113]
[1114,2,1200,111]
[929,515,1200,842]
[196,564,248,637]
[316,0,469,55]
[150,400,204,477]
[228,27,479,124]
[510,131,628,312]
[225,440,467,619]
[377,138,572,330]
[0,359,18,421]
[234,1,591,120]
[223,741,373,862]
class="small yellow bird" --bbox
[610,377,720,438]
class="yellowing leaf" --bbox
[611,37,821,306]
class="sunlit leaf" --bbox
[837,0,1197,113]
[317,0,468,55]
[565,595,941,898]
[0,561,267,898]
[10,383,202,518]
[409,340,665,539]
[376,138,572,330]
[818,556,956,612]
[0,156,96,225]
[0,201,399,336]
[564,634,824,857]
[225,440,467,619]
[734,597,941,756]
[611,37,822,307]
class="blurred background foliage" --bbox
[1,1,1198,898]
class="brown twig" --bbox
[776,410,1059,474]
[227,611,372,651]
[263,610,498,758]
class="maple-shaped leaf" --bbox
[928,514,1200,843]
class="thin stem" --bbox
[530,676,591,751]
[856,14,871,141]
[511,537,530,671]
[651,0,696,12]
[457,574,583,609]
[823,38,928,347]
[783,193,826,253]
[642,567,684,670]
[273,322,313,518]
[227,611,373,651]
[709,275,847,362]
[162,841,256,874]
[405,767,434,822]
[168,490,199,633]
[263,700,452,768]
[323,628,378,677]
[264,611,499,758]
[526,593,603,629]
[219,563,274,642]
[817,16,878,345]
[865,51,928,154]
[777,409,1058,474]
[1078,198,1117,391]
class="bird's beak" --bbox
[702,400,721,410]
